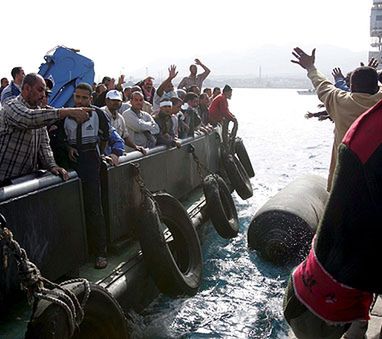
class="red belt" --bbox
[292,237,373,323]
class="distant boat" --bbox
[297,89,316,95]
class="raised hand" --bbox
[195,58,202,66]
[168,65,178,79]
[291,47,316,70]
[332,67,345,81]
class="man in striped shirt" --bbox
[0,73,90,185]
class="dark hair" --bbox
[131,91,144,99]
[213,87,221,93]
[102,76,111,84]
[203,87,211,93]
[186,85,200,93]
[170,96,183,105]
[1,77,7,84]
[76,82,93,96]
[131,86,142,93]
[21,73,40,89]
[199,93,208,100]
[223,85,232,93]
[350,67,379,94]
[11,67,23,79]
[95,83,106,94]
[184,92,198,102]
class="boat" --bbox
[0,47,254,337]
[297,88,315,95]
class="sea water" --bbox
[135,88,333,338]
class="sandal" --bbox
[94,256,108,269]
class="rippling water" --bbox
[135,89,333,338]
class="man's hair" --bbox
[170,96,183,105]
[131,91,144,99]
[1,77,7,84]
[351,67,379,94]
[203,88,211,94]
[102,76,111,84]
[21,73,40,89]
[11,67,23,79]
[131,85,142,93]
[223,85,232,93]
[95,83,105,94]
[213,87,220,93]
[199,93,208,100]
[184,92,198,103]
[76,83,93,96]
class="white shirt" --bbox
[122,108,159,147]
[101,106,129,139]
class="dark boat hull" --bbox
[0,131,222,335]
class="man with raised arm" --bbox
[291,47,382,191]
[0,73,89,185]
[178,59,211,91]
[152,65,179,113]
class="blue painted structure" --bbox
[38,46,95,107]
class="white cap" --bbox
[106,90,122,101]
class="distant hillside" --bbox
[130,44,368,87]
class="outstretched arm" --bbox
[156,65,178,97]
[195,58,211,79]
[291,47,316,71]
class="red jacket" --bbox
[208,94,235,124]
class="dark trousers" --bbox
[72,151,107,257]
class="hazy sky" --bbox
[1,0,372,80]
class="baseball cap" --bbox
[106,90,122,101]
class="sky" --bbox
[0,0,373,81]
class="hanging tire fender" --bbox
[222,151,253,200]
[137,193,203,297]
[203,174,239,239]
[235,137,255,178]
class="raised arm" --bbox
[156,65,178,97]
[195,58,210,79]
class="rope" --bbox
[0,214,91,337]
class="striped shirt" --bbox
[0,96,60,182]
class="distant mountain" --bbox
[131,44,368,82]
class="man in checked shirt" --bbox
[0,73,90,186]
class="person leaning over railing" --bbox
[208,85,236,127]
[122,91,159,149]
[0,73,90,186]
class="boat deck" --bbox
[0,189,208,338]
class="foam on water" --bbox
[134,89,332,338]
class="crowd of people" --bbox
[0,59,237,269]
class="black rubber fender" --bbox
[137,193,203,297]
[203,174,239,239]
[247,175,328,266]
[222,151,253,200]
[234,137,255,178]
[25,281,129,339]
